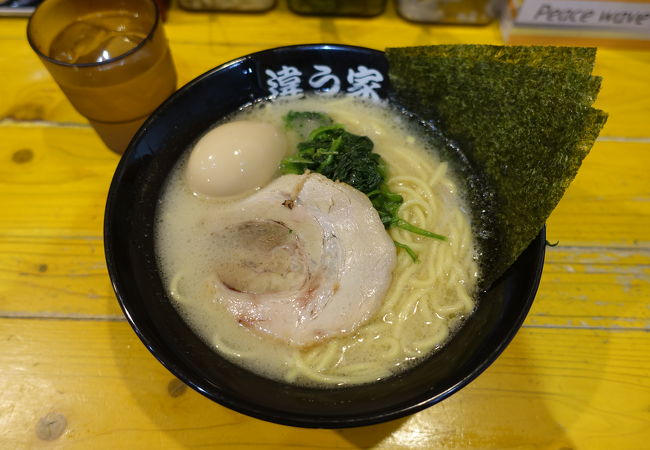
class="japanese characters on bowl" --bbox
[265,64,384,100]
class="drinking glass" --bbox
[27,0,177,153]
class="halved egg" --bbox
[185,120,287,197]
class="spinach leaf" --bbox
[282,111,446,261]
[283,111,333,140]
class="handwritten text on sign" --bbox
[515,0,650,31]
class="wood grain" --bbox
[1,127,647,324]
[2,6,649,138]
[0,319,647,449]
[0,2,648,449]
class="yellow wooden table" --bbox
[1,2,648,448]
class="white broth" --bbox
[154,96,478,387]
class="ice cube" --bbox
[49,21,110,64]
[49,19,144,64]
[93,34,143,62]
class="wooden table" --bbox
[1,2,648,448]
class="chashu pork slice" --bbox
[210,172,396,347]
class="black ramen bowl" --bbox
[104,44,546,428]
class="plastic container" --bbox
[396,0,500,24]
[288,0,387,17]
[178,0,276,12]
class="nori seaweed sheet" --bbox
[388,45,597,74]
[386,45,607,289]
[386,55,603,108]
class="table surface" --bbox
[1,2,649,448]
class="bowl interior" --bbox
[104,44,545,428]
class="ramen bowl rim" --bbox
[104,43,546,428]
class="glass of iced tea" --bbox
[27,0,177,153]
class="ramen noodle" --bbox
[154,96,479,387]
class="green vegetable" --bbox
[368,186,445,240]
[393,241,418,263]
[282,111,333,140]
[282,111,446,261]
[386,44,607,287]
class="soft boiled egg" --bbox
[185,120,287,198]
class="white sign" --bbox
[515,0,650,31]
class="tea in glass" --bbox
[27,0,177,153]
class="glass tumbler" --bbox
[27,0,177,153]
